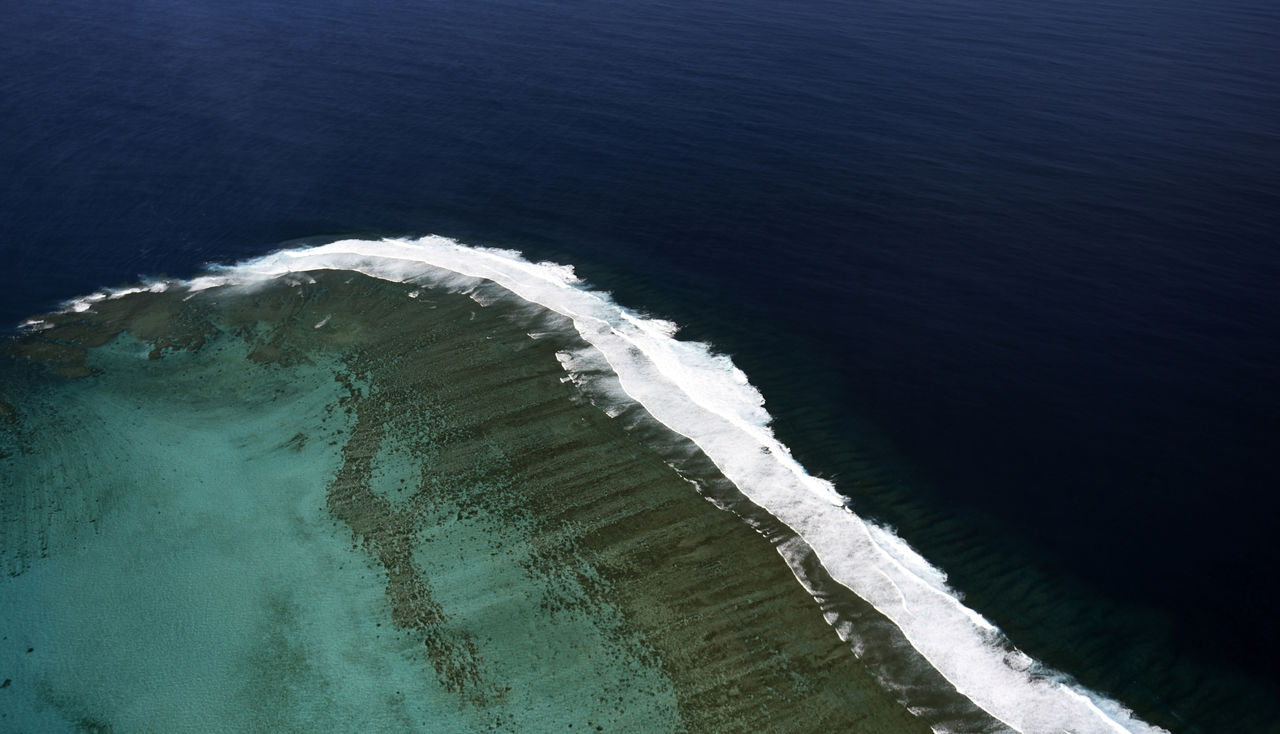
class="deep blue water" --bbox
[3,0,1278,730]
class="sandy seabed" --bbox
[0,272,975,733]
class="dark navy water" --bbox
[3,0,1278,730]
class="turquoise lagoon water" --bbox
[1,268,938,734]
[0,296,680,732]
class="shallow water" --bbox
[1,271,937,733]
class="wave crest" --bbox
[68,235,1165,734]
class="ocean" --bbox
[2,0,1278,732]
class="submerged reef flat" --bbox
[0,272,937,733]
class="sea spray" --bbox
[71,234,1168,734]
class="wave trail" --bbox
[76,235,1165,734]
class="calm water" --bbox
[3,0,1278,730]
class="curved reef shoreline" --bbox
[2,269,950,732]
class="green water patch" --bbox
[1,272,933,733]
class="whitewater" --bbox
[60,235,1165,734]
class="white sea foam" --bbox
[18,318,52,331]
[64,280,170,314]
[69,235,1165,734]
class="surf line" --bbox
[79,235,1166,734]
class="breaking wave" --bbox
[66,235,1165,734]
